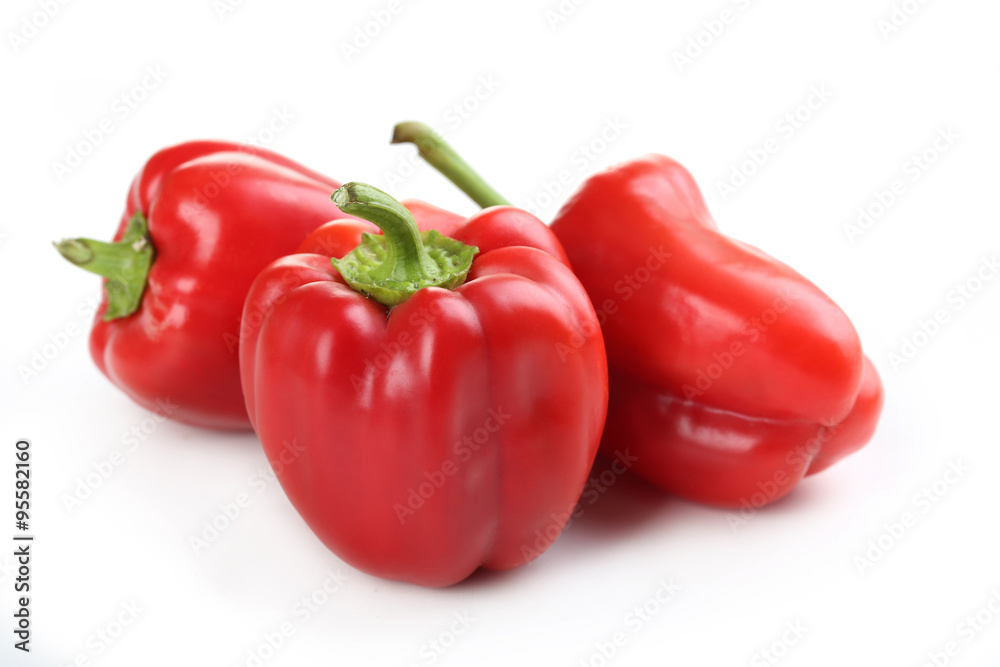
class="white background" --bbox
[1,0,999,665]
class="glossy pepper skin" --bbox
[63,141,347,430]
[550,155,883,507]
[240,185,607,587]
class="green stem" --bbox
[391,121,510,208]
[332,183,439,285]
[330,182,478,307]
[54,212,155,320]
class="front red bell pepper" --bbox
[240,182,606,586]
[393,123,883,509]
[55,141,348,429]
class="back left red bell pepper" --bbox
[55,141,348,429]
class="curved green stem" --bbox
[330,182,478,307]
[332,183,438,285]
[391,121,510,209]
[54,212,154,320]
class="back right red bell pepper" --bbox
[393,122,883,509]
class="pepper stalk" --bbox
[330,182,478,307]
[54,212,155,320]
[391,122,510,209]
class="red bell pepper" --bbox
[550,156,883,508]
[394,123,883,509]
[55,141,347,429]
[240,182,606,586]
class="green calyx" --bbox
[330,182,478,307]
[54,212,155,320]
